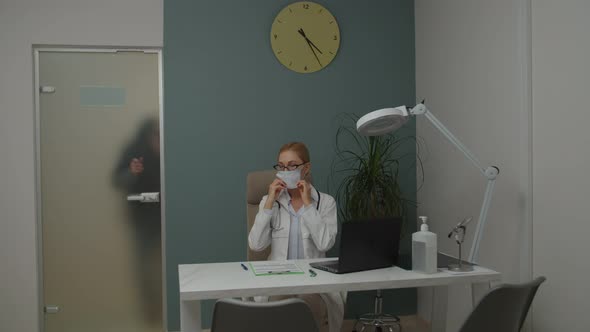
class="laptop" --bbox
[310,217,402,274]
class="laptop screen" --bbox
[338,218,402,272]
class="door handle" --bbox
[44,305,60,314]
[127,192,160,203]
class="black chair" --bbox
[458,276,546,332]
[211,298,320,332]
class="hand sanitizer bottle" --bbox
[412,216,437,274]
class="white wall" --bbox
[415,0,532,330]
[0,1,162,331]
[532,1,590,331]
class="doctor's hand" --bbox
[297,180,313,207]
[265,179,286,209]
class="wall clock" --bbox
[270,1,340,73]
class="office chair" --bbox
[352,289,401,332]
[246,170,276,261]
[211,298,320,332]
[458,276,546,332]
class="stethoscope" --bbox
[270,189,321,230]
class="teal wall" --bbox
[164,1,416,330]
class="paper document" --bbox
[249,261,304,276]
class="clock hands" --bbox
[306,40,322,67]
[297,28,323,67]
[297,28,323,54]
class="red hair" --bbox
[278,142,310,163]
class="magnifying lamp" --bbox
[356,101,499,263]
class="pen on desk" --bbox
[241,263,248,271]
[309,269,317,277]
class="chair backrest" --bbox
[211,297,320,332]
[246,170,277,261]
[246,170,312,261]
[458,276,546,332]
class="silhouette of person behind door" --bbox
[113,118,161,326]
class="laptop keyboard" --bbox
[310,261,340,273]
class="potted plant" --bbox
[330,114,421,235]
[329,113,422,324]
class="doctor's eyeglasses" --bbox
[273,163,307,171]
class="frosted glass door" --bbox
[38,50,162,332]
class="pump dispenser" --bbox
[419,216,429,231]
[412,216,437,274]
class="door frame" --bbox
[33,46,167,332]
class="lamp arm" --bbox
[410,103,499,263]
[411,104,487,175]
[468,177,496,263]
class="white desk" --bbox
[179,258,500,332]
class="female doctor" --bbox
[248,142,345,332]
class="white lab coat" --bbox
[248,186,345,332]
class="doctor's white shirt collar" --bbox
[276,184,319,207]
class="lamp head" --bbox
[356,106,410,136]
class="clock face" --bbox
[270,2,340,73]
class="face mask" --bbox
[276,169,301,189]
